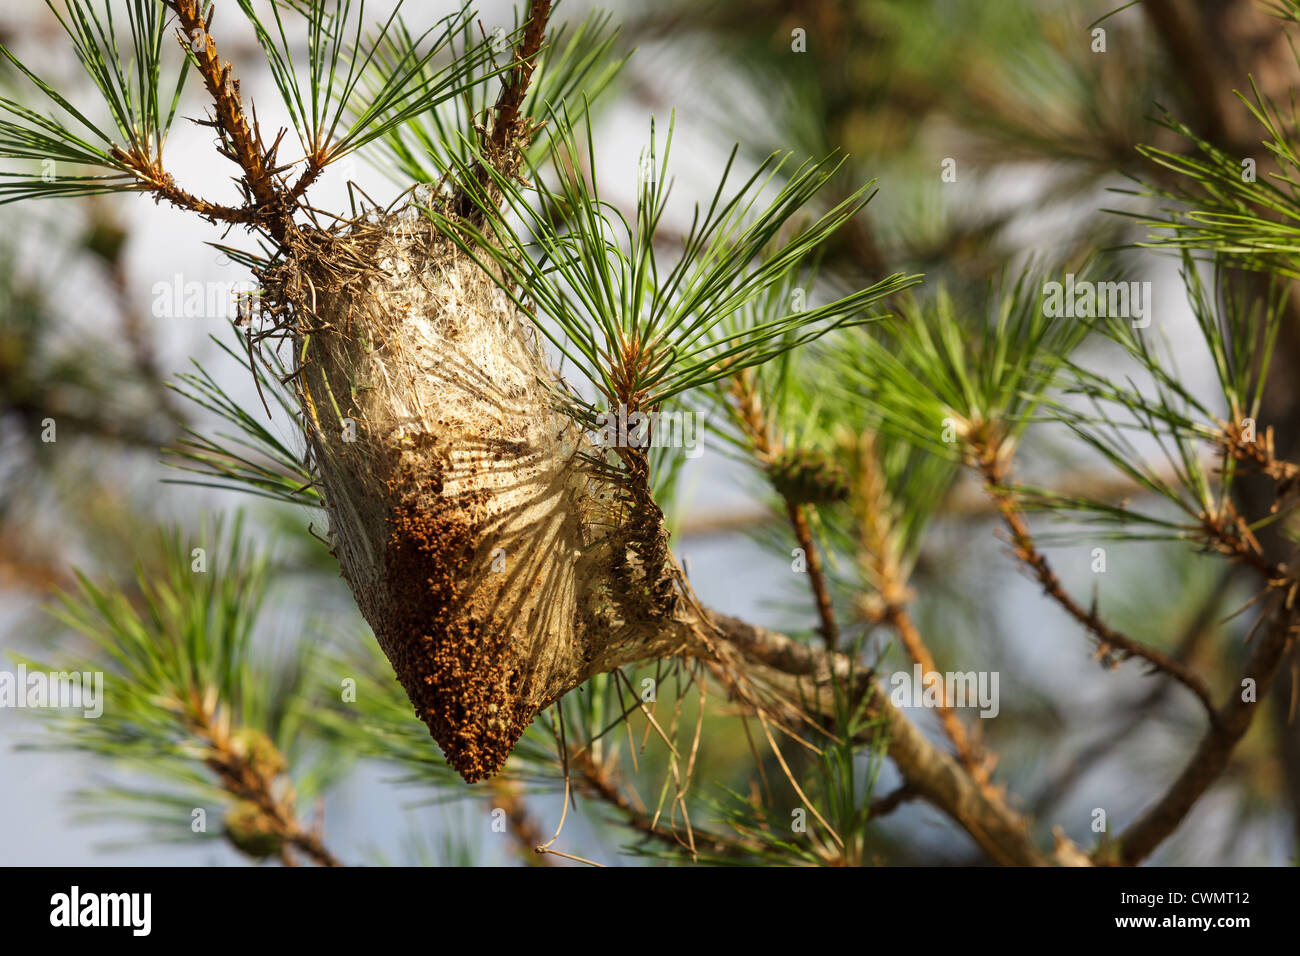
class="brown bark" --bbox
[700,610,1064,866]
[1146,0,1300,853]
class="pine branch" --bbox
[164,0,289,239]
[109,145,256,224]
[487,0,551,155]
[1094,421,1300,863]
[1030,569,1236,820]
[570,749,746,859]
[35,516,348,865]
[370,9,625,188]
[190,694,341,867]
[1107,603,1298,865]
[786,501,840,651]
[486,779,553,866]
[727,370,840,651]
[974,440,1220,722]
[431,111,919,408]
[880,603,997,792]
[0,0,193,205]
[703,610,1071,866]
[239,1,497,173]
[851,430,996,792]
[706,333,1014,840]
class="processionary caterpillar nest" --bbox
[274,209,689,781]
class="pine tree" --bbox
[3,0,1300,867]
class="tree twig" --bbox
[488,0,552,155]
[570,749,745,858]
[188,697,341,867]
[1030,569,1236,819]
[882,602,996,792]
[868,784,917,819]
[787,500,840,651]
[1101,425,1300,864]
[703,609,1075,866]
[164,0,291,243]
[975,444,1219,722]
[1106,603,1297,864]
[487,779,554,866]
[729,371,841,651]
[853,431,996,792]
[111,146,257,226]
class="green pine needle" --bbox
[0,0,188,203]
[430,107,919,409]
